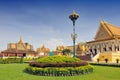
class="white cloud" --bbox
[45,38,64,51]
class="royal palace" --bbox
[86,20,120,62]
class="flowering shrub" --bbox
[37,56,81,63]
[25,65,93,76]
[25,56,93,76]
[29,61,88,68]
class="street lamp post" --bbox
[69,11,79,58]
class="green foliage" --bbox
[20,57,24,63]
[26,56,90,76]
[90,63,120,67]
[37,56,81,63]
[97,58,99,63]
[62,49,71,56]
[105,58,108,63]
[0,57,22,64]
[25,65,93,76]
[30,61,88,68]
[23,57,37,62]
[116,59,119,63]
[0,57,37,64]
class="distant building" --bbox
[36,45,50,57]
[1,36,37,58]
[55,45,84,57]
[55,46,65,56]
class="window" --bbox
[103,48,107,52]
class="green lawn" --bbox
[0,64,120,80]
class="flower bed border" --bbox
[90,62,120,67]
[25,65,93,76]
[29,61,88,68]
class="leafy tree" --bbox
[62,49,71,56]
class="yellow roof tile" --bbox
[102,21,120,36]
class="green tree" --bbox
[62,49,71,56]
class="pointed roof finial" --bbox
[100,16,105,24]
[101,16,106,23]
[42,44,45,48]
[73,10,75,13]
[101,16,104,21]
[18,36,23,44]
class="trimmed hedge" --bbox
[25,56,93,76]
[29,61,88,68]
[25,65,93,76]
[0,57,23,64]
[90,63,120,67]
[0,57,37,64]
[37,56,81,63]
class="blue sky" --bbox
[0,0,120,51]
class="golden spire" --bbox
[18,36,23,44]
[41,44,45,49]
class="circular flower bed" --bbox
[25,56,93,76]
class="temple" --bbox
[86,20,120,62]
[1,36,37,58]
[55,20,120,62]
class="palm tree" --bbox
[62,49,71,56]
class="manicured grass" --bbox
[0,63,120,80]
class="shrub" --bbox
[20,57,24,63]
[23,57,37,62]
[105,58,108,63]
[0,57,22,64]
[25,56,93,76]
[97,58,99,63]
[62,49,71,56]
[37,56,81,63]
[25,65,93,76]
[0,57,37,64]
[116,59,119,63]
[90,63,120,67]
[29,61,88,68]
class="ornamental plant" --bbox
[105,58,108,63]
[29,61,88,68]
[37,56,81,63]
[116,59,119,63]
[25,65,93,76]
[97,58,99,63]
[25,56,94,76]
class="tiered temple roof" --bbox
[88,20,120,43]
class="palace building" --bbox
[55,20,120,62]
[1,37,37,58]
[86,20,120,62]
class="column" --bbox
[112,43,115,51]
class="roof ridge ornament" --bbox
[18,36,23,44]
